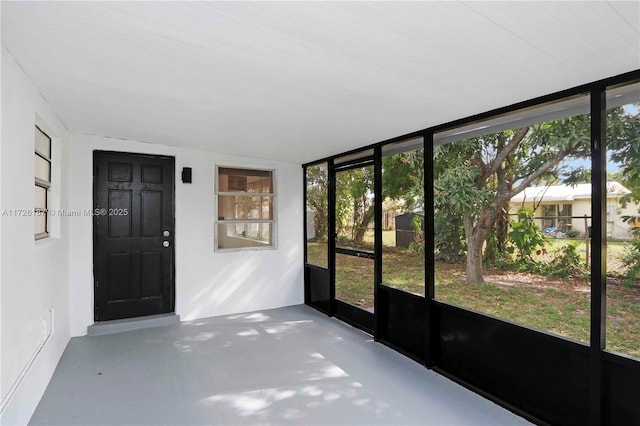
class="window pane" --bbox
[434,94,591,344]
[217,223,272,250]
[35,185,47,209]
[34,212,46,236]
[335,252,374,312]
[258,176,273,193]
[218,167,273,193]
[605,82,640,360]
[35,127,51,158]
[218,195,272,220]
[35,154,51,183]
[306,164,328,268]
[335,165,375,252]
[381,142,425,296]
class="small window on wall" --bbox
[215,166,275,251]
[35,126,51,240]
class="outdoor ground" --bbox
[307,235,640,360]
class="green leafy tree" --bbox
[336,166,375,245]
[435,107,639,284]
[335,149,424,247]
[608,104,640,286]
[306,165,329,240]
[383,149,424,211]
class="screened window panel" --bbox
[381,141,425,296]
[305,163,329,269]
[605,81,640,360]
[433,93,592,344]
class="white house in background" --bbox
[510,182,640,240]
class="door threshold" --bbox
[87,313,180,336]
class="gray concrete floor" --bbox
[30,305,531,425]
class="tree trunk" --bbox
[354,228,365,246]
[484,222,496,264]
[495,154,514,258]
[466,242,485,284]
[495,206,510,256]
[464,206,503,285]
[314,210,327,240]
[354,207,375,246]
[463,215,486,284]
[311,201,328,240]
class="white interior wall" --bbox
[1,48,71,425]
[67,134,304,337]
[1,44,304,423]
[0,19,3,425]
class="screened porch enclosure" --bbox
[304,72,640,425]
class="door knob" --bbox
[163,241,170,248]
[163,230,170,237]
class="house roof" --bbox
[511,182,631,203]
[2,2,639,163]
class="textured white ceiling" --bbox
[2,1,639,163]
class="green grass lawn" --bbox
[306,240,640,359]
[435,263,591,344]
[544,237,629,271]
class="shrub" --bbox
[621,240,640,287]
[409,215,425,258]
[565,228,580,238]
[545,243,587,279]
[508,208,547,261]
[434,211,466,262]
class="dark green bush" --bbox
[508,208,547,261]
[544,243,587,279]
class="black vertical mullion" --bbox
[374,147,383,341]
[424,133,436,369]
[303,166,309,305]
[328,159,336,317]
[589,88,606,426]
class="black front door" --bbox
[93,151,175,322]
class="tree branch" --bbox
[508,153,566,198]
[484,127,530,179]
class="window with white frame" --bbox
[215,166,275,250]
[34,126,51,239]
